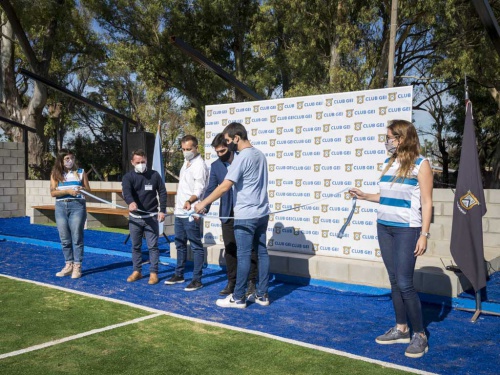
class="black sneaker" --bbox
[219,283,235,296]
[184,279,203,291]
[245,280,256,298]
[405,332,429,358]
[375,327,411,344]
[164,275,185,285]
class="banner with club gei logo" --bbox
[204,86,412,261]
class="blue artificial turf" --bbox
[0,217,499,374]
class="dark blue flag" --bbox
[450,102,487,292]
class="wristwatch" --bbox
[420,232,431,239]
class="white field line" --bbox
[0,274,437,375]
[0,313,162,360]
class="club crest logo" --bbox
[253,105,259,113]
[357,95,365,104]
[324,179,331,187]
[313,216,320,224]
[205,152,211,160]
[378,134,386,142]
[343,246,351,255]
[251,129,258,137]
[296,126,302,134]
[270,139,276,147]
[297,101,304,110]
[344,192,352,200]
[269,190,275,198]
[206,131,212,139]
[375,248,381,257]
[276,179,282,186]
[314,191,322,199]
[321,204,329,213]
[353,232,361,241]
[222,119,228,126]
[229,107,235,115]
[354,122,362,131]
[270,115,277,123]
[313,243,319,252]
[345,135,353,144]
[322,230,329,238]
[245,117,251,124]
[294,227,301,235]
[295,150,302,158]
[323,149,330,158]
[274,226,282,234]
[277,151,283,159]
[323,124,330,132]
[205,221,211,229]
[269,164,275,172]
[459,190,480,211]
[355,179,363,188]
[388,92,397,101]
[379,107,387,116]
[314,164,321,172]
[315,137,322,145]
[268,239,274,247]
[277,103,284,111]
[346,109,354,118]
[354,207,360,214]
[345,164,353,172]
[294,204,301,212]
[276,127,283,135]
[207,110,212,117]
[275,202,282,210]
[355,148,363,157]
[295,179,302,187]
[269,215,274,222]
[316,112,323,120]
[377,163,384,171]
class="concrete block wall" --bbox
[0,142,26,218]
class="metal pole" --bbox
[387,0,398,88]
[23,128,28,178]
[122,119,129,178]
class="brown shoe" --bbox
[127,271,142,282]
[56,262,73,277]
[148,272,159,285]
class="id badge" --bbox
[145,184,153,191]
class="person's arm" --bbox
[81,171,91,191]
[203,166,219,213]
[184,162,209,210]
[50,176,80,197]
[194,179,233,213]
[415,159,434,257]
[349,188,380,203]
[121,174,138,212]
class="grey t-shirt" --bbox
[225,147,270,219]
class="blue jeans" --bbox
[233,215,269,300]
[55,199,87,264]
[129,216,160,273]
[377,223,424,333]
[174,217,205,282]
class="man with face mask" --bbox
[203,133,258,296]
[165,135,209,291]
[122,149,167,284]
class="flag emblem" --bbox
[459,190,480,211]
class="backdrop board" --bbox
[204,86,413,262]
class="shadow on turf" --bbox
[83,260,132,276]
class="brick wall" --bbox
[0,142,25,218]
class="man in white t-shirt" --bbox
[195,123,270,308]
[165,135,208,292]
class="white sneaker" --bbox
[56,262,73,277]
[215,294,247,309]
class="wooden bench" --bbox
[32,205,130,228]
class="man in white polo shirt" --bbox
[165,135,208,291]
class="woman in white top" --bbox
[350,120,433,359]
[50,149,90,279]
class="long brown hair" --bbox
[51,149,79,183]
[381,120,421,181]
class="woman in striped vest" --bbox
[50,149,90,279]
[349,120,433,359]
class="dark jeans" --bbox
[129,216,159,273]
[233,215,270,300]
[55,199,87,264]
[221,219,258,286]
[174,217,205,282]
[377,223,424,333]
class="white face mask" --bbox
[134,163,147,173]
[385,141,398,155]
[64,160,74,169]
[183,150,195,161]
